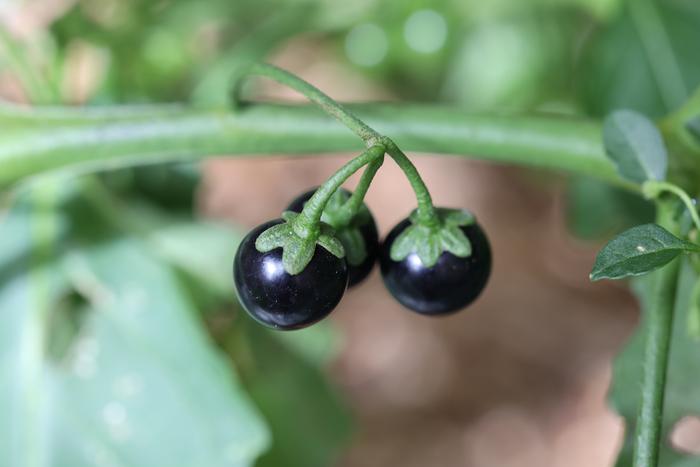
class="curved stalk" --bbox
[343,155,384,218]
[237,63,380,143]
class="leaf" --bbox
[235,322,351,467]
[610,261,700,466]
[416,232,441,267]
[0,197,269,467]
[602,110,668,184]
[439,226,472,257]
[282,235,316,276]
[389,225,424,261]
[255,223,292,252]
[591,224,699,280]
[581,0,700,118]
[336,228,366,266]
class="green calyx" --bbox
[314,188,372,267]
[390,208,476,268]
[255,211,344,275]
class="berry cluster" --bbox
[233,187,491,330]
[229,63,491,330]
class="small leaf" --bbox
[590,223,699,280]
[282,236,316,275]
[439,208,475,227]
[390,225,423,261]
[440,226,472,257]
[336,228,366,266]
[602,110,668,183]
[317,233,345,259]
[416,233,441,267]
[255,223,292,252]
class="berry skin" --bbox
[287,188,379,287]
[233,220,349,330]
[379,218,492,315]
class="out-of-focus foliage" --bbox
[2,0,700,465]
[611,262,700,467]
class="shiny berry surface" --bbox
[380,219,492,315]
[233,219,348,330]
[287,188,379,287]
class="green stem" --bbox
[643,181,700,231]
[343,155,384,218]
[632,199,681,467]
[0,102,626,190]
[384,138,438,226]
[238,63,380,143]
[292,145,385,238]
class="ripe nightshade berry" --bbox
[233,219,349,330]
[287,188,380,287]
[380,218,492,315]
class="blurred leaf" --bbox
[581,0,700,118]
[233,321,351,467]
[0,192,269,467]
[611,261,700,466]
[602,110,667,183]
[566,176,654,240]
[590,223,699,280]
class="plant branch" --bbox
[632,199,681,467]
[292,145,385,238]
[236,63,380,143]
[0,102,627,191]
[344,155,384,218]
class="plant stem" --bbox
[239,63,380,143]
[0,102,626,190]
[292,145,385,238]
[344,155,384,217]
[643,181,700,231]
[632,199,681,467]
[384,139,438,226]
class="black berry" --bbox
[287,188,379,287]
[233,219,349,330]
[380,218,492,315]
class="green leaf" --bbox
[611,262,700,466]
[316,231,345,259]
[0,195,269,467]
[336,228,366,266]
[281,235,316,276]
[255,223,292,252]
[581,0,700,118]
[439,226,472,257]
[389,224,424,261]
[591,224,699,280]
[236,322,351,467]
[602,110,668,184]
[416,232,441,267]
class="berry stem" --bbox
[239,63,441,228]
[292,145,386,238]
[384,139,439,227]
[237,63,380,144]
[343,155,384,218]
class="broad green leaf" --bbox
[581,0,700,117]
[235,322,351,467]
[611,261,700,466]
[590,224,699,280]
[602,110,667,183]
[0,199,269,467]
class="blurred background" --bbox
[2,0,700,466]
